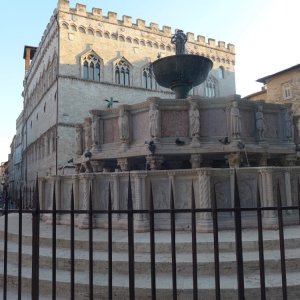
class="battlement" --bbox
[57,0,235,53]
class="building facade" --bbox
[19,0,236,184]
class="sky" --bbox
[0,0,299,163]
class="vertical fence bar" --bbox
[31,179,40,300]
[70,186,75,300]
[212,185,220,300]
[88,186,94,300]
[149,182,156,300]
[277,181,287,300]
[234,170,245,300]
[127,174,135,300]
[108,183,113,300]
[298,179,300,225]
[256,180,266,300]
[191,183,198,300]
[170,182,177,300]
[52,186,57,300]
[3,189,8,300]
[18,189,23,300]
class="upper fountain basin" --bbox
[152,55,213,98]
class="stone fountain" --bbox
[152,30,213,98]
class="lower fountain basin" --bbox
[152,54,213,99]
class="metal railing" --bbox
[1,171,299,300]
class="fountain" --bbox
[152,30,213,99]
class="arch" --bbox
[81,50,103,82]
[205,75,218,98]
[126,37,132,43]
[71,24,77,31]
[111,33,117,40]
[153,42,159,49]
[140,40,146,46]
[78,26,86,34]
[114,57,131,86]
[62,22,69,30]
[104,31,110,39]
[119,35,125,42]
[146,41,152,47]
[160,44,165,50]
[218,66,225,79]
[96,30,102,37]
[142,63,157,90]
[166,45,171,52]
[87,28,94,36]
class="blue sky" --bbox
[0,0,299,162]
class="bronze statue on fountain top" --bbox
[152,30,213,99]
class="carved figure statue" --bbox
[171,29,187,55]
[91,114,100,150]
[118,108,129,142]
[255,105,265,141]
[230,101,241,139]
[75,124,83,155]
[189,102,200,137]
[149,103,159,138]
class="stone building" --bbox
[20,0,236,184]
[244,64,300,147]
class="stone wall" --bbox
[39,166,300,231]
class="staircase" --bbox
[1,213,300,299]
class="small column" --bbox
[133,172,149,231]
[84,117,92,152]
[259,168,277,228]
[117,158,129,171]
[190,154,202,169]
[225,152,241,168]
[49,131,53,154]
[75,124,83,155]
[38,178,46,209]
[111,173,120,221]
[197,169,212,232]
[44,135,48,157]
[146,155,164,170]
[72,174,80,211]
[284,167,293,214]
[78,174,95,228]
[91,114,101,152]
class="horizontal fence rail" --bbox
[0,171,299,299]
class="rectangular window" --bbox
[282,83,292,100]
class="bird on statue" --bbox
[175,138,185,146]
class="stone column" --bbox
[91,114,101,152]
[49,131,53,154]
[259,168,277,228]
[133,172,149,231]
[72,174,80,210]
[197,169,212,232]
[75,124,83,156]
[190,154,202,169]
[284,167,293,214]
[146,155,164,170]
[38,178,46,210]
[117,158,129,171]
[84,117,92,152]
[44,135,48,157]
[78,174,95,228]
[111,173,120,221]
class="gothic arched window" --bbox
[115,59,130,86]
[218,66,225,79]
[142,65,156,90]
[205,76,218,98]
[82,53,102,82]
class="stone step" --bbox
[0,262,300,299]
[1,214,300,253]
[1,239,300,276]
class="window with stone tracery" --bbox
[115,59,130,86]
[82,53,101,82]
[142,65,157,90]
[205,76,218,98]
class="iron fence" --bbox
[0,171,300,299]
